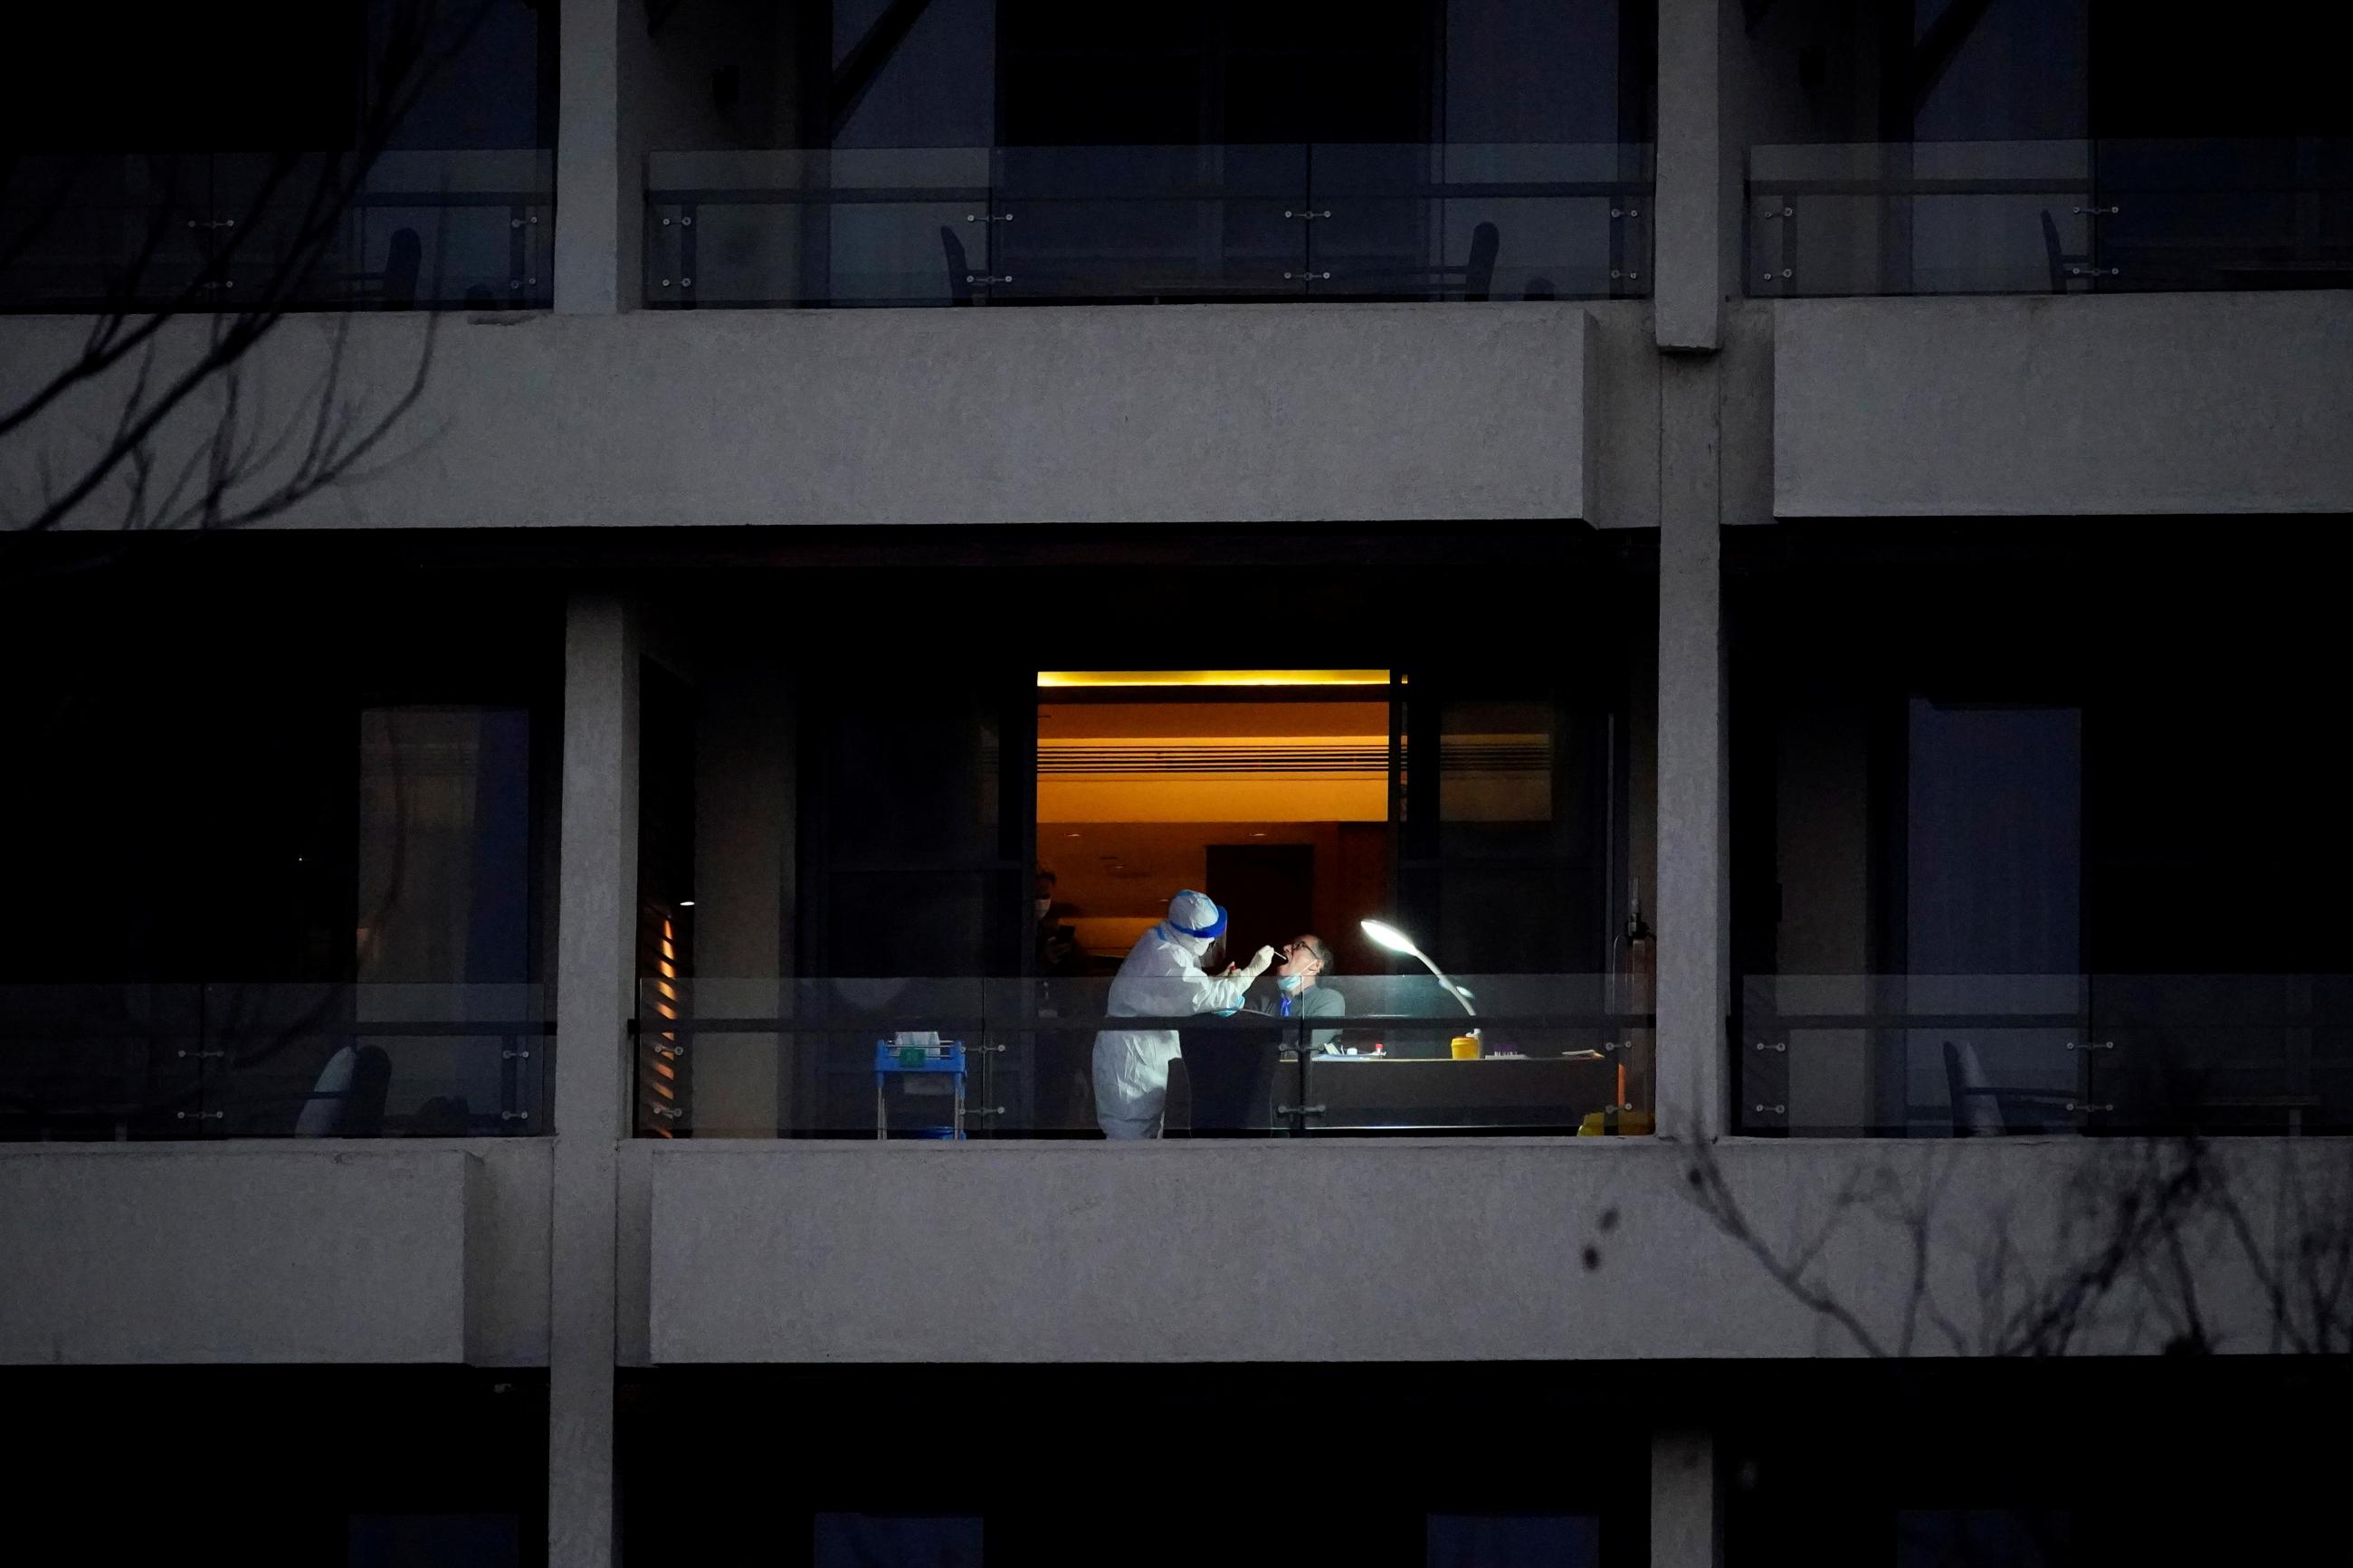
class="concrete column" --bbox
[556,0,639,314]
[1651,1430,1723,1568]
[691,646,790,1134]
[1655,0,1722,350]
[549,594,639,1567]
[1655,357,1729,1138]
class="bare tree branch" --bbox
[1684,1137,1895,1357]
[1678,1110,2351,1367]
[2,1,490,558]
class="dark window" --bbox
[0,1,556,155]
[1399,683,1615,975]
[1729,523,2353,1134]
[812,1514,983,1568]
[1428,1513,1602,1567]
[797,674,1031,978]
[797,0,1650,150]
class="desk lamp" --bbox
[1359,919,1478,1025]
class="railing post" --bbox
[549,593,639,1568]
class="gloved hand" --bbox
[1240,945,1277,980]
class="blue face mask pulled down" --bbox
[1277,974,1304,993]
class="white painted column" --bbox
[556,0,640,314]
[1652,1430,1723,1568]
[549,594,639,1567]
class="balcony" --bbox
[0,150,555,312]
[0,1143,493,1364]
[1738,974,2353,1136]
[0,984,550,1141]
[1768,287,2353,516]
[1748,138,2353,298]
[644,143,1649,309]
[632,974,1653,1138]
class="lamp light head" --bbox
[1360,917,1476,1018]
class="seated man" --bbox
[1264,933,1346,1052]
[1178,933,1347,1133]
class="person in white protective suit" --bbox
[1092,889,1276,1138]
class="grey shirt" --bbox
[1253,980,1345,1050]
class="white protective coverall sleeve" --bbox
[1091,925,1265,1137]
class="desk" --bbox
[1288,1053,1617,1131]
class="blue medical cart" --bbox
[873,1039,967,1139]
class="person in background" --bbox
[1031,867,1092,1129]
[1266,933,1346,1052]
[1092,889,1273,1139]
[1034,868,1082,976]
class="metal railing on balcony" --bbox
[0,150,556,312]
[0,983,549,1139]
[644,143,1652,308]
[1739,974,2353,1136]
[632,974,1653,1137]
[1748,138,2353,297]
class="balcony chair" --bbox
[939,224,975,304]
[1411,220,1504,301]
[379,226,421,309]
[1464,220,1500,301]
[2040,210,2095,293]
[292,1043,393,1136]
[1941,1039,2074,1136]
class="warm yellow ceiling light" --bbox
[1037,670,1391,689]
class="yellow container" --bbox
[1449,1034,1481,1060]
[1577,1109,1656,1136]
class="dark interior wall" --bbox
[7,1366,547,1567]
[638,0,781,150]
[615,1358,2349,1568]
[0,551,561,985]
[1731,0,2353,145]
[1730,520,2353,985]
[756,0,1651,150]
[1204,841,1314,960]
[1323,821,1395,974]
[0,1,558,153]
[1721,1356,2353,1568]
[2087,0,2353,138]
[621,1362,1653,1568]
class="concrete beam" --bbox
[0,1147,478,1364]
[645,1136,2305,1365]
[0,304,1603,532]
[1774,292,2353,516]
